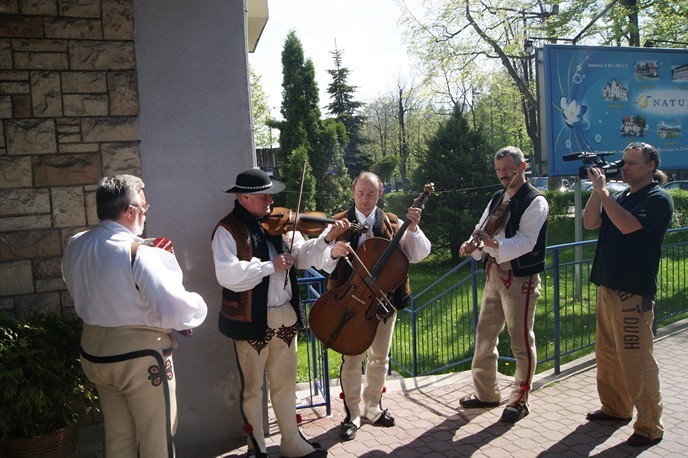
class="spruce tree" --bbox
[272,32,351,215]
[413,104,495,261]
[326,46,372,178]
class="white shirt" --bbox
[211,226,339,307]
[62,220,208,330]
[470,194,549,264]
[320,206,432,272]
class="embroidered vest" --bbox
[328,206,413,310]
[488,183,548,276]
[212,203,302,340]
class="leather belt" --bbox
[485,254,511,271]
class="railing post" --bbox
[411,298,418,376]
[552,248,561,374]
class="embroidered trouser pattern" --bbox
[471,261,540,405]
[595,286,664,439]
[80,324,176,458]
[339,310,397,426]
[233,303,316,458]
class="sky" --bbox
[248,0,422,118]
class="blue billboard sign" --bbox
[542,44,688,176]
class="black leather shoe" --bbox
[339,422,357,441]
[500,403,529,423]
[247,450,268,458]
[373,410,395,427]
[293,449,328,458]
[627,432,662,447]
[280,445,328,458]
[459,395,500,409]
[586,409,631,422]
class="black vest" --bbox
[328,206,413,310]
[488,183,547,276]
[212,202,302,341]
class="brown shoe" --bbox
[586,409,631,422]
[627,433,662,447]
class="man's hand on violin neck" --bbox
[273,253,294,272]
[325,219,351,242]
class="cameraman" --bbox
[582,142,673,447]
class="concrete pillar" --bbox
[133,0,254,450]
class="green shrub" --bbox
[0,312,97,439]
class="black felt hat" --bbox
[223,168,285,194]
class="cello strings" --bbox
[344,248,395,314]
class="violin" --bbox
[464,200,509,254]
[464,171,518,255]
[262,207,366,237]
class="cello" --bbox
[308,184,434,355]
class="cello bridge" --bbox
[351,295,365,305]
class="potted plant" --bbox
[0,311,98,456]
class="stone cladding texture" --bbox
[0,0,140,316]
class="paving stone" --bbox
[84,321,688,457]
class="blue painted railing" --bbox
[297,227,688,413]
[392,227,688,378]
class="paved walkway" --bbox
[78,320,688,457]
[207,320,688,458]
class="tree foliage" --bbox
[249,65,272,149]
[280,146,316,211]
[326,46,372,178]
[400,0,687,175]
[413,104,496,262]
[270,31,350,214]
[359,83,433,189]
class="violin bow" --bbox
[283,159,308,289]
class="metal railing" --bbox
[391,227,688,378]
[297,227,688,413]
[297,269,331,414]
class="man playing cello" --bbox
[458,146,549,423]
[318,172,431,441]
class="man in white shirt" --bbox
[62,174,208,458]
[211,168,349,458]
[320,172,431,442]
[458,146,549,423]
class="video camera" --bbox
[562,152,624,179]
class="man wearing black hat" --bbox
[211,168,349,458]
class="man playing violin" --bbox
[211,168,349,458]
[458,146,549,423]
[319,172,431,442]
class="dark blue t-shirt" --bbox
[589,182,674,298]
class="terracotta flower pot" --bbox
[1,423,78,458]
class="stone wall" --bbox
[0,0,140,316]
